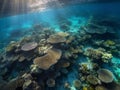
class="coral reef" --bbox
[21,42,38,51]
[0,15,120,90]
[97,69,114,83]
[33,48,62,70]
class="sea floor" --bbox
[0,2,120,90]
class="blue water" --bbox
[0,2,120,49]
[0,2,120,90]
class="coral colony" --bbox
[0,15,120,90]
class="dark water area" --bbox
[0,2,120,90]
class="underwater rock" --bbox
[33,48,62,70]
[21,42,38,51]
[46,78,55,87]
[97,69,114,83]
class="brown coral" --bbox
[21,42,38,51]
[97,69,114,83]
[84,48,103,60]
[87,75,100,85]
[95,85,108,90]
[47,32,68,44]
[33,48,62,70]
[73,79,81,89]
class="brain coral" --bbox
[33,48,62,70]
[97,69,114,83]
[21,42,38,51]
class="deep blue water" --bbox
[0,2,120,90]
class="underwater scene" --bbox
[0,1,120,90]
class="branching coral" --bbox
[84,48,113,63]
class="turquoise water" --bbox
[0,2,120,90]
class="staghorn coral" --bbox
[102,53,112,63]
[84,48,103,60]
[33,48,62,70]
[97,69,114,83]
[84,48,112,63]
[21,42,38,51]
[2,77,24,90]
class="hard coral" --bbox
[47,32,69,44]
[73,79,82,89]
[87,75,100,85]
[102,53,112,63]
[84,48,103,60]
[21,42,38,51]
[5,41,19,53]
[97,69,114,83]
[84,48,112,63]
[95,85,108,90]
[103,40,115,47]
[33,48,62,70]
